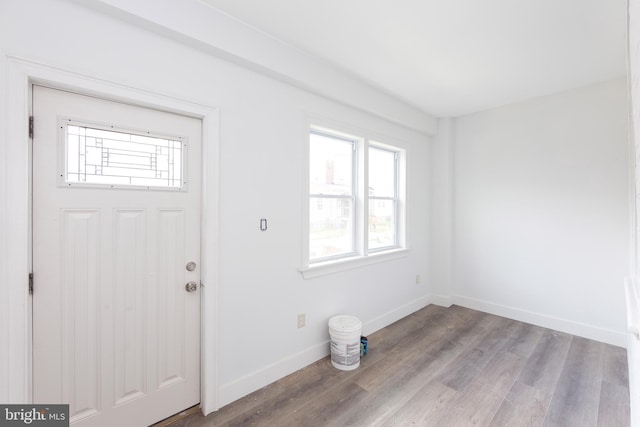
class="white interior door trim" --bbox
[0,52,220,414]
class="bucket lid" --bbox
[328,315,362,332]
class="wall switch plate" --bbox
[297,313,306,328]
[416,274,421,284]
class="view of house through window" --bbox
[308,127,403,264]
[309,131,355,260]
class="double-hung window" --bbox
[309,130,356,260]
[305,125,406,273]
[368,145,398,251]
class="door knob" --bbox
[185,281,198,292]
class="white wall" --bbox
[0,0,432,408]
[452,78,629,345]
[627,1,640,424]
[429,118,454,305]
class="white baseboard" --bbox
[218,340,329,409]
[452,295,627,347]
[429,294,453,308]
[217,295,431,409]
[362,295,431,336]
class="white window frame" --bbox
[308,129,358,262]
[301,123,408,279]
[368,143,399,253]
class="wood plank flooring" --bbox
[166,305,630,427]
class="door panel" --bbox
[62,209,101,420]
[113,209,146,406]
[32,85,201,427]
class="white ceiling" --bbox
[199,0,627,117]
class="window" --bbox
[368,146,398,251]
[61,119,186,190]
[309,131,356,260]
[305,126,406,270]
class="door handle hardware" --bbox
[185,281,198,292]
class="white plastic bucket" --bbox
[328,315,362,371]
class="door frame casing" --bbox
[0,52,220,414]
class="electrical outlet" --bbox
[297,313,306,328]
[416,274,421,284]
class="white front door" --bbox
[32,85,202,427]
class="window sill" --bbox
[299,248,409,279]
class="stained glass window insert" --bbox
[64,124,184,189]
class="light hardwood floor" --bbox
[165,305,630,427]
